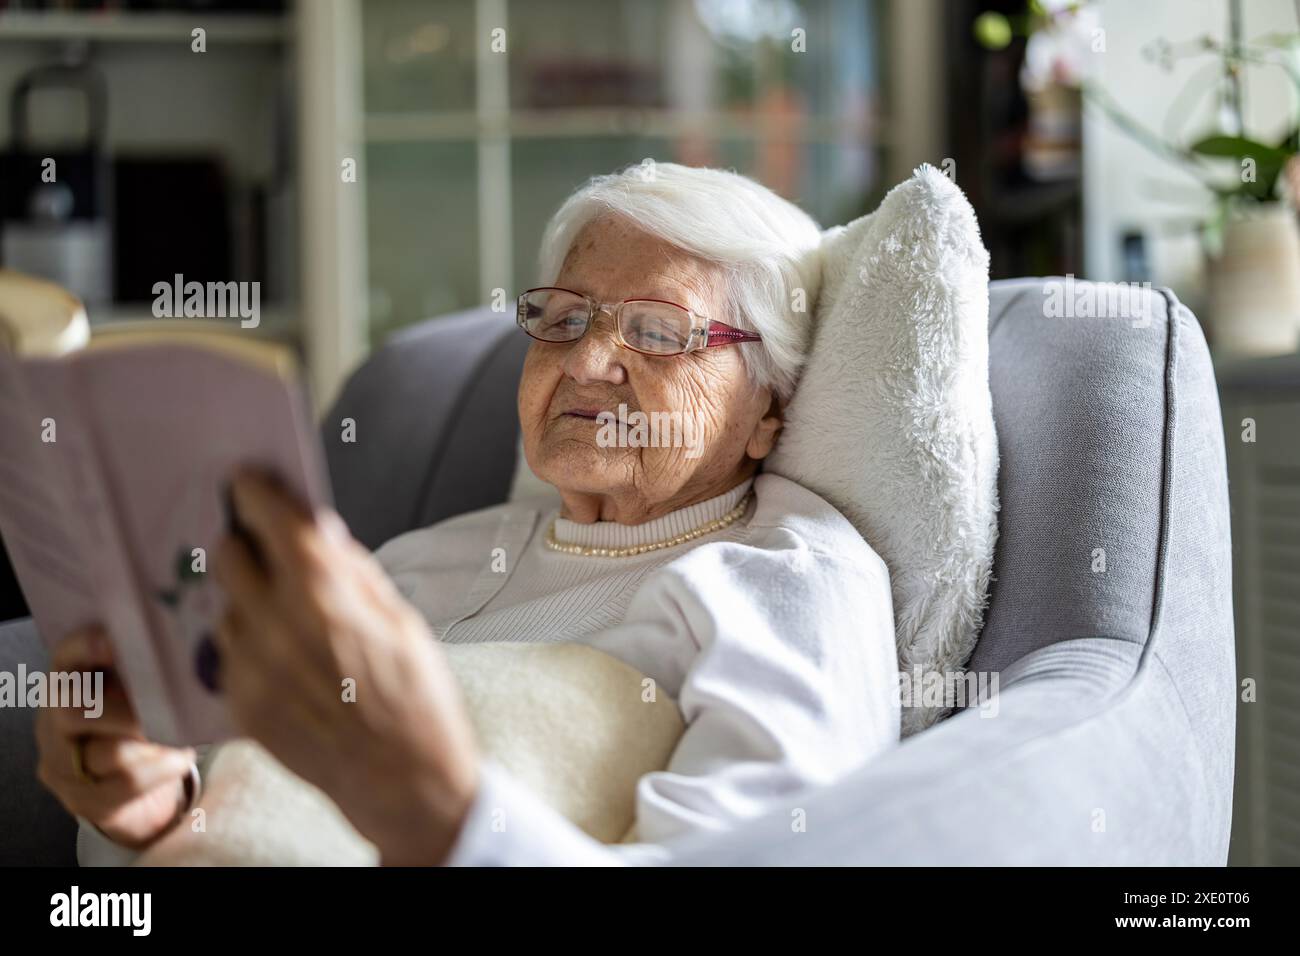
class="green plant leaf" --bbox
[972,11,1013,50]
[1190,134,1292,163]
[1241,178,1278,201]
[1191,135,1290,201]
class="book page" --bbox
[0,350,97,644]
[0,350,182,741]
[77,341,329,746]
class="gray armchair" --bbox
[0,277,1235,865]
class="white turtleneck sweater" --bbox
[80,472,899,865]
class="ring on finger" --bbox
[71,735,96,784]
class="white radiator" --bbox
[1226,395,1300,865]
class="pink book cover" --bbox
[0,339,330,746]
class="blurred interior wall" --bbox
[297,0,367,412]
[885,0,947,186]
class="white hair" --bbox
[536,162,823,401]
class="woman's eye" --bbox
[634,322,683,346]
[543,311,586,331]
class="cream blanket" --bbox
[137,642,685,865]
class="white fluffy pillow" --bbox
[767,165,997,736]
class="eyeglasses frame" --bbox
[516,286,762,357]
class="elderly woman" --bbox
[39,163,899,865]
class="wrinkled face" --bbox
[517,215,781,520]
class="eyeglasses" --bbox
[516,286,762,357]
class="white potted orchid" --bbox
[1087,6,1300,357]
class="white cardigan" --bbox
[80,472,899,865]
[376,472,900,864]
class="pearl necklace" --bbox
[544,493,753,558]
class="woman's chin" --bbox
[534,440,633,494]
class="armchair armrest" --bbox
[666,637,1228,865]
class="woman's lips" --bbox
[563,408,603,420]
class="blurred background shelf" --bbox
[94,305,297,340]
[0,2,299,381]
[0,11,287,44]
[363,107,882,144]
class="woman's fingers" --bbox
[36,624,199,848]
[47,670,139,735]
[33,704,67,782]
[214,531,276,629]
[217,487,345,650]
[37,717,193,818]
[50,623,114,672]
[228,470,320,584]
[37,695,145,787]
[46,623,139,733]
[66,773,185,830]
[80,738,196,791]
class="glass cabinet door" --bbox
[359,0,885,345]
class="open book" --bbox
[0,269,330,745]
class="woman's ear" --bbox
[746,391,784,461]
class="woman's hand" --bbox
[214,470,480,865]
[35,625,197,849]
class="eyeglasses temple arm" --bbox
[704,320,763,347]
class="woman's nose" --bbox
[562,311,627,386]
